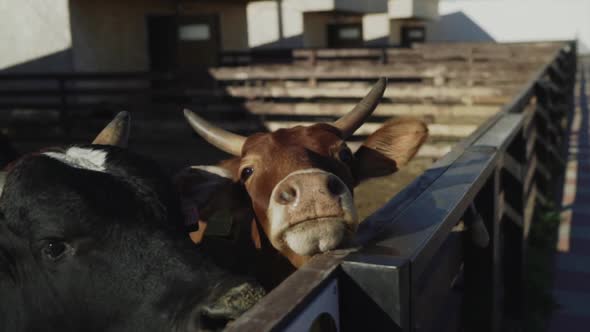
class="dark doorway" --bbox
[147,15,220,71]
[327,23,363,48]
[147,16,177,72]
[401,26,426,47]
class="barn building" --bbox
[246,0,440,49]
[0,0,443,74]
[1,0,253,73]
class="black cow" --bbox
[0,112,264,332]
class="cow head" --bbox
[178,79,428,268]
[0,112,264,332]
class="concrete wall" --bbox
[363,13,390,46]
[431,0,590,53]
[70,0,249,72]
[414,0,439,20]
[247,0,389,48]
[389,0,439,20]
[247,1,305,48]
[0,0,72,72]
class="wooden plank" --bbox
[525,127,537,160]
[243,101,500,118]
[225,85,515,103]
[536,105,561,137]
[503,153,524,183]
[346,141,454,159]
[536,133,565,166]
[499,191,524,227]
[523,156,537,195]
[211,65,438,81]
[265,121,478,138]
[523,184,537,237]
[211,63,540,82]
[535,157,552,181]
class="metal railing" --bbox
[227,41,577,332]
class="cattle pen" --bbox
[0,40,578,331]
[223,41,577,331]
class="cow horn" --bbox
[183,109,246,156]
[333,77,387,138]
[92,111,130,147]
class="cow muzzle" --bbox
[267,169,358,256]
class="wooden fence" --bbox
[0,42,560,162]
[219,41,563,67]
[224,41,577,331]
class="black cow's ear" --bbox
[174,165,248,242]
[353,118,428,184]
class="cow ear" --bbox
[353,118,428,183]
[174,165,247,241]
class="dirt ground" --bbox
[354,157,434,221]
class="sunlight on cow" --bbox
[176,78,428,287]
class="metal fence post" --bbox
[463,173,501,332]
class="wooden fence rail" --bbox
[219,41,563,67]
[226,41,577,332]
[0,44,551,159]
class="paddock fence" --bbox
[225,41,576,332]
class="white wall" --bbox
[431,0,590,53]
[247,0,389,48]
[363,13,390,46]
[0,0,72,71]
[389,0,439,20]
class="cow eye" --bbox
[338,148,353,164]
[42,240,71,261]
[240,167,254,182]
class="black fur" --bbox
[0,145,258,332]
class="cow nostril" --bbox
[277,186,297,205]
[327,176,345,196]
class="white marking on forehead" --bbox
[44,147,108,173]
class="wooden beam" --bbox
[225,85,514,105]
[264,121,478,138]
[243,101,500,118]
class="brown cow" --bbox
[177,79,428,288]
